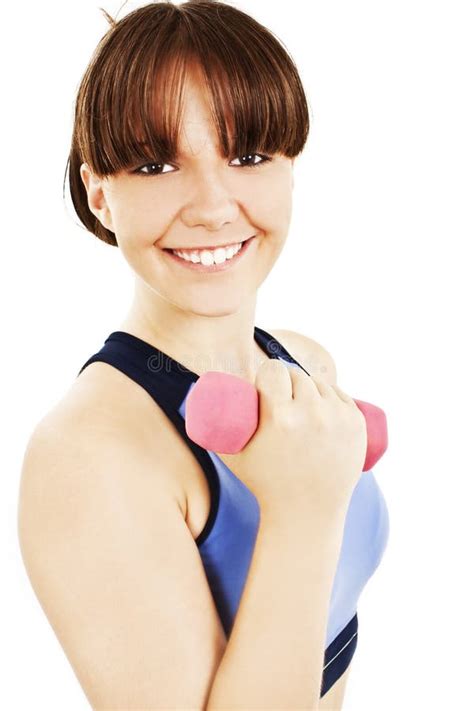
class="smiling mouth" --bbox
[160,234,257,271]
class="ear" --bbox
[79,163,114,231]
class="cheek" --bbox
[115,204,172,254]
[245,172,292,230]
[254,193,292,239]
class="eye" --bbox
[131,152,272,177]
[132,161,175,177]
[229,153,272,169]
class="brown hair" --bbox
[65,0,311,246]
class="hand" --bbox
[217,359,367,519]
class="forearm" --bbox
[205,506,347,710]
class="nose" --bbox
[181,168,239,231]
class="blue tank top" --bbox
[77,326,389,699]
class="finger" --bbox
[331,383,355,404]
[283,362,324,402]
[255,359,293,417]
[308,373,335,398]
[289,367,332,398]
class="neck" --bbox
[117,280,269,384]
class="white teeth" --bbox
[172,242,243,265]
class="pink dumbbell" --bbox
[185,371,388,471]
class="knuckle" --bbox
[274,406,296,430]
[257,358,284,376]
[255,359,279,384]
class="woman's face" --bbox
[81,68,295,317]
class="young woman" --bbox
[18,2,389,709]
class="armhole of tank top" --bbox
[193,450,221,548]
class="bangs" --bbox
[73,2,309,178]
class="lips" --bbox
[162,233,257,272]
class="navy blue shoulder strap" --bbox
[254,326,310,373]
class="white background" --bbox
[2,0,473,708]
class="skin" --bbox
[80,62,295,385]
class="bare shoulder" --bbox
[18,401,187,614]
[18,362,187,549]
[45,359,169,436]
[268,328,337,385]
[18,362,160,480]
[24,359,183,465]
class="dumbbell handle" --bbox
[185,371,388,471]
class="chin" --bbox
[168,289,250,318]
[187,298,245,318]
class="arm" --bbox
[205,505,348,710]
[18,410,347,711]
[205,330,347,708]
[18,416,227,710]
